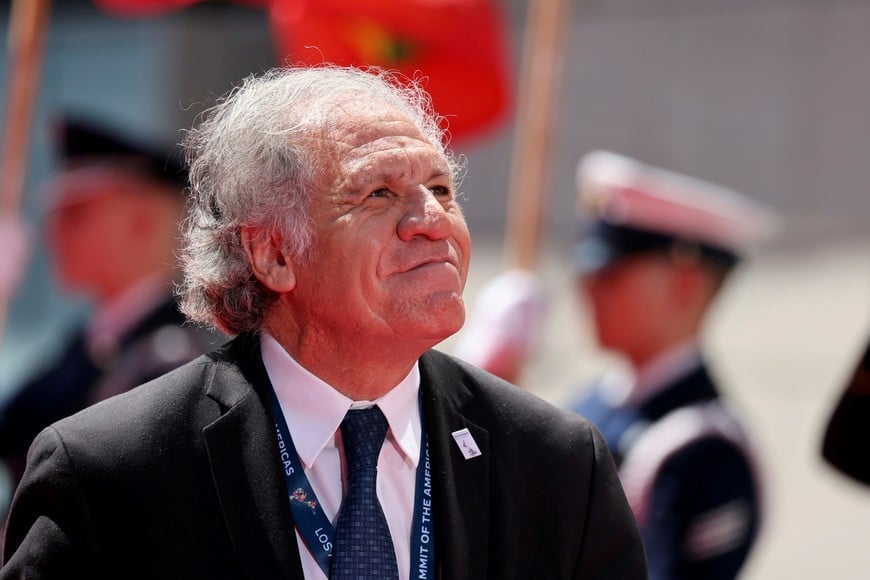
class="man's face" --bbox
[285,98,471,350]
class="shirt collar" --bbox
[259,331,422,469]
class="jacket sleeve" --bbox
[1,426,101,578]
[574,423,648,579]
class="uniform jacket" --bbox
[572,362,760,580]
[2,334,647,579]
[0,296,220,491]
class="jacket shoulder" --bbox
[46,348,230,452]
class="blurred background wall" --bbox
[0,0,868,577]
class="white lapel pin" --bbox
[451,428,482,459]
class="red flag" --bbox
[94,0,269,17]
[270,0,511,145]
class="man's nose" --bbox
[397,189,453,241]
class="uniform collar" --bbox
[627,339,703,405]
[86,271,173,354]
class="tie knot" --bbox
[340,406,389,473]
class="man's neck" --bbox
[264,324,428,401]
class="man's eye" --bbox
[430,185,452,198]
[367,188,390,198]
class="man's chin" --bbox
[406,302,466,345]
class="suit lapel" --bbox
[419,352,491,580]
[202,336,305,579]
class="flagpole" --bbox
[2,0,51,214]
[0,0,52,343]
[503,0,571,270]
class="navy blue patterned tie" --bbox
[330,406,399,579]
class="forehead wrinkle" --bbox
[308,101,448,197]
[317,96,423,144]
[338,140,450,192]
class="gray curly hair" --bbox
[178,65,461,335]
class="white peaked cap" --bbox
[575,150,780,254]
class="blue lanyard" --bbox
[269,387,435,579]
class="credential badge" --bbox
[451,428,482,460]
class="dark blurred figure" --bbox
[0,117,221,512]
[568,151,777,580]
[822,336,870,484]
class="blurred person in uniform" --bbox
[0,116,221,509]
[568,151,777,580]
[821,335,870,484]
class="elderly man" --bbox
[1,67,646,579]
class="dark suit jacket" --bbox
[2,335,646,579]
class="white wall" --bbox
[461,0,870,242]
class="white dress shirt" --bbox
[260,331,422,579]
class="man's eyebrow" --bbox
[343,163,452,189]
[428,167,452,180]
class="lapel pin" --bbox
[451,428,482,459]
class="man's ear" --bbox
[240,226,296,293]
